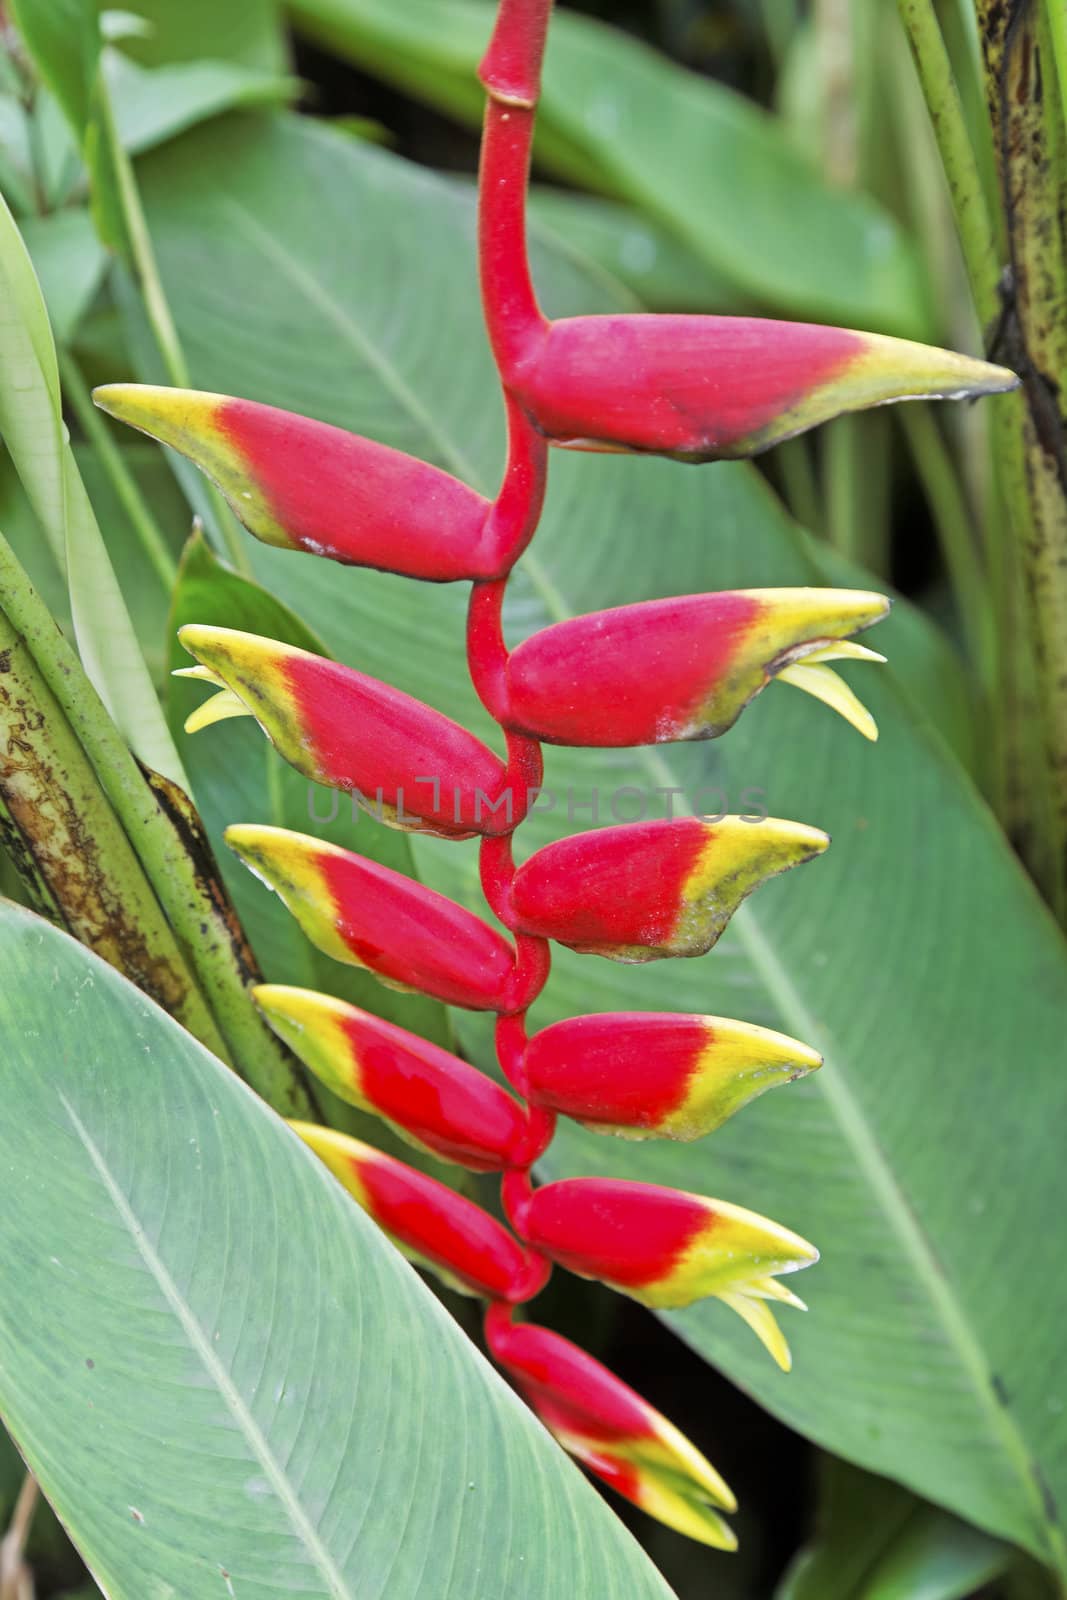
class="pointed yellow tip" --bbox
[91,382,224,442]
[778,661,879,741]
[857,335,1019,401]
[183,688,252,735]
[173,663,227,685]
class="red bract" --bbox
[179,625,513,838]
[225,826,517,1010]
[514,1177,818,1309]
[503,315,1017,460]
[509,815,828,959]
[485,1305,737,1548]
[93,385,498,581]
[525,1012,821,1140]
[256,985,526,1170]
[502,588,888,745]
[293,1124,546,1300]
[96,0,1016,1551]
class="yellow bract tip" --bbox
[778,661,879,741]
[183,688,253,735]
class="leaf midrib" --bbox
[61,1093,356,1600]
[189,186,1059,1570]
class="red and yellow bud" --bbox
[509,816,828,960]
[525,1012,821,1140]
[92,384,498,581]
[503,588,888,747]
[178,625,510,839]
[515,1176,817,1318]
[292,1123,540,1298]
[255,984,526,1170]
[507,315,1017,460]
[225,825,516,1010]
[485,1306,737,1548]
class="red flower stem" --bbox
[479,0,553,106]
[469,0,558,1319]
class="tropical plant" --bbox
[0,1,1065,1597]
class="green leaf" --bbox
[527,184,753,313]
[133,114,1067,1573]
[7,0,99,133]
[108,49,300,154]
[0,192,185,782]
[777,1456,1009,1600]
[167,531,453,1056]
[19,210,108,344]
[0,899,673,1599]
[288,0,929,334]
[119,0,287,72]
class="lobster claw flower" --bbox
[292,1123,544,1299]
[509,816,828,960]
[503,588,889,746]
[177,625,510,839]
[225,825,516,1010]
[525,1012,821,1140]
[512,1177,816,1362]
[255,984,526,1170]
[507,316,1018,459]
[485,1306,738,1548]
[92,384,498,581]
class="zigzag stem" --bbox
[471,11,556,1321]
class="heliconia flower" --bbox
[255,984,526,1170]
[92,384,498,581]
[502,588,888,746]
[505,316,1018,460]
[291,1123,541,1299]
[512,1175,817,1327]
[524,1012,821,1140]
[176,624,510,839]
[509,815,828,960]
[484,1305,738,1548]
[225,825,517,1010]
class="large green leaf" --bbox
[0,192,184,782]
[133,114,1067,1573]
[777,1457,1008,1600]
[288,0,929,335]
[0,899,672,1598]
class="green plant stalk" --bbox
[0,526,314,1116]
[896,0,1001,328]
[977,0,1067,919]
[1045,0,1067,152]
[93,81,251,575]
[58,347,177,592]
[0,607,226,1051]
[901,0,1067,916]
[899,405,994,675]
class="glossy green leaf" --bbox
[132,115,1067,1573]
[120,0,287,72]
[289,0,929,334]
[0,899,672,1599]
[7,0,99,133]
[0,192,184,782]
[19,210,107,344]
[108,48,300,154]
[777,1457,1008,1600]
